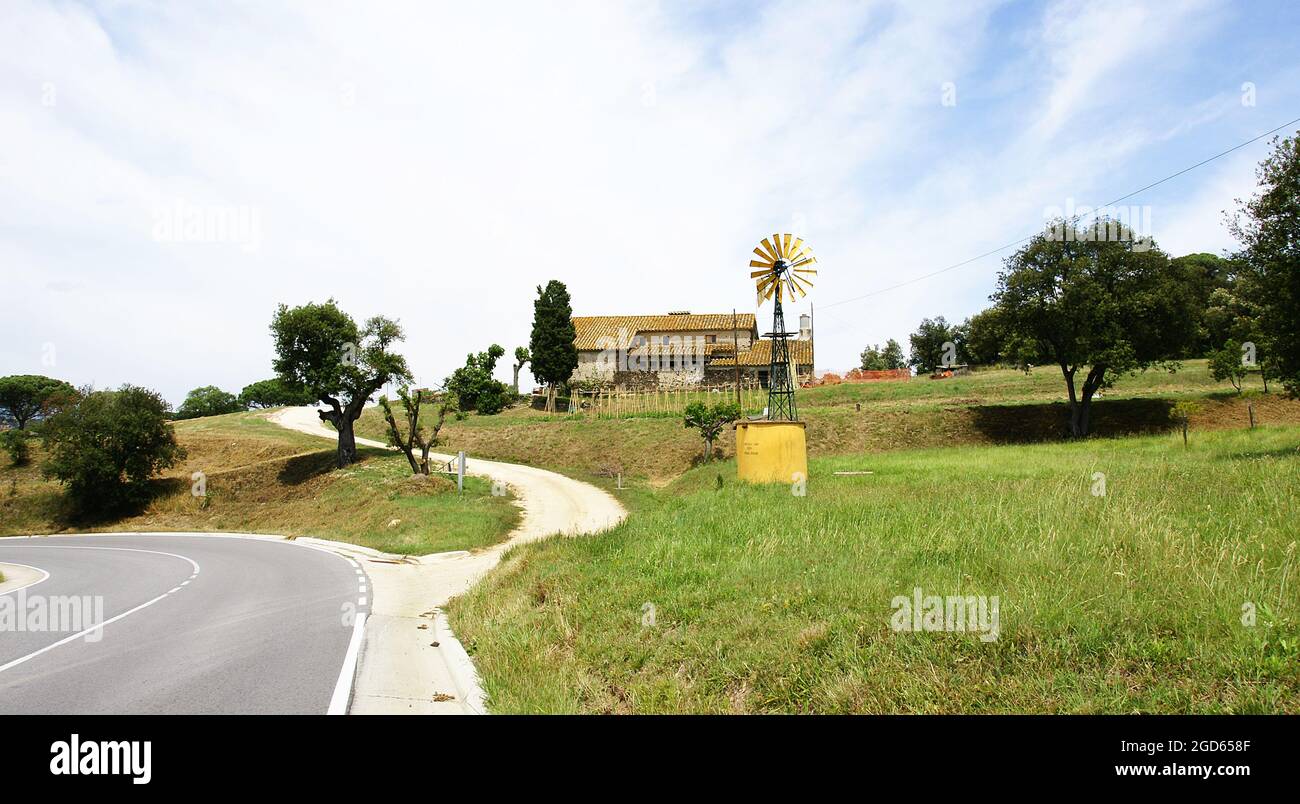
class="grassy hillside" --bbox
[448,424,1300,713]
[0,411,519,555]
[357,360,1300,484]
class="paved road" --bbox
[0,533,368,714]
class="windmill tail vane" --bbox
[748,233,817,421]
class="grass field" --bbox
[0,411,519,555]
[357,360,1300,484]
[447,424,1300,713]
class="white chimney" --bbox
[798,313,811,340]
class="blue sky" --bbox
[2,0,1298,405]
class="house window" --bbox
[706,334,716,343]
[662,336,670,345]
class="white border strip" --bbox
[0,562,51,596]
[328,612,366,715]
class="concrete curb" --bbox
[0,561,51,595]
[434,609,487,714]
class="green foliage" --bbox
[908,316,961,373]
[1208,340,1248,393]
[41,385,185,515]
[239,378,315,408]
[962,307,1007,366]
[270,299,411,404]
[529,280,578,389]
[176,385,245,419]
[992,219,1199,436]
[1,429,31,466]
[1228,133,1300,396]
[683,400,742,460]
[270,299,411,466]
[860,338,905,371]
[0,375,79,429]
[447,344,511,414]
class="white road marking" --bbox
[328,612,366,715]
[0,562,51,595]
[0,545,200,677]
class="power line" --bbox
[820,114,1300,310]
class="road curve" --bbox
[0,533,367,715]
[269,405,627,714]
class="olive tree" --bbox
[992,220,1199,437]
[270,300,411,467]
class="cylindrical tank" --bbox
[734,420,808,484]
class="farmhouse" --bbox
[571,311,813,389]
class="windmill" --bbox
[749,234,817,421]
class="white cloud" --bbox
[0,0,1277,397]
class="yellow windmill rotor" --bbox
[750,232,816,307]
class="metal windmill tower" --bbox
[749,234,817,421]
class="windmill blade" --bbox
[749,259,774,269]
[751,268,773,278]
[792,267,818,276]
[790,236,804,256]
[781,233,793,258]
[753,247,775,262]
[791,256,817,269]
[788,276,810,297]
[755,275,776,296]
[759,238,780,262]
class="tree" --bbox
[378,387,457,475]
[991,219,1199,437]
[683,400,741,461]
[1227,132,1300,396]
[446,344,511,414]
[239,378,316,409]
[962,307,1006,366]
[860,339,905,371]
[908,316,959,373]
[1209,340,1248,394]
[41,385,185,514]
[529,280,578,412]
[270,300,411,468]
[175,385,244,419]
[0,375,78,429]
[1171,252,1233,354]
[512,347,530,395]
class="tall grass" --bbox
[448,425,1300,713]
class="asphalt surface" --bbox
[0,534,368,714]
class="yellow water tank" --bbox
[734,420,807,484]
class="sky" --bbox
[2,0,1298,406]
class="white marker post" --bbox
[457,451,465,493]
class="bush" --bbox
[42,385,185,515]
[239,378,316,409]
[1,429,30,466]
[176,385,245,419]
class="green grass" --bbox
[447,424,1300,713]
[356,360,1300,485]
[0,410,521,555]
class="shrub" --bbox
[1,429,30,466]
[175,385,245,419]
[683,400,742,461]
[42,385,185,515]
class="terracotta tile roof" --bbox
[710,338,813,367]
[572,313,757,350]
